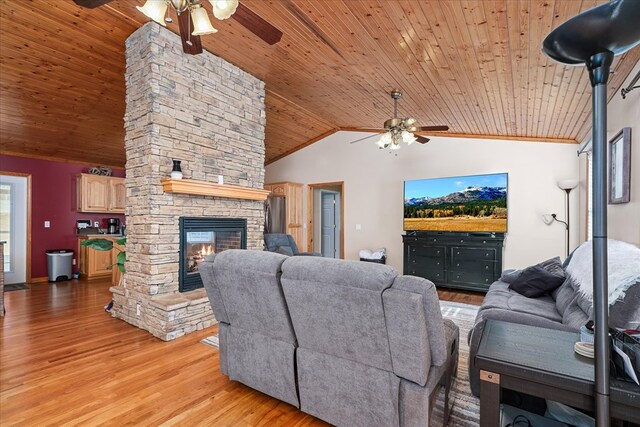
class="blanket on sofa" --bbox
[566,239,640,304]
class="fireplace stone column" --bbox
[113,22,266,341]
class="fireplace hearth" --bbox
[179,217,247,292]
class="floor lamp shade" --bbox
[543,1,640,425]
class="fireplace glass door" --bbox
[179,217,247,292]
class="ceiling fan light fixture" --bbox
[210,0,239,20]
[401,130,416,145]
[136,0,169,26]
[403,117,416,127]
[377,132,392,148]
[390,142,401,150]
[191,4,218,36]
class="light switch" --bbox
[94,221,99,228]
[355,224,362,230]
[44,221,50,228]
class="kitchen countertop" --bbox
[78,234,124,238]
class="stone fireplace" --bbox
[179,217,247,292]
[111,22,266,341]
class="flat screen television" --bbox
[404,173,508,233]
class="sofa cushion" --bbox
[610,281,640,329]
[207,250,296,344]
[281,256,398,371]
[509,265,565,298]
[480,280,562,323]
[389,275,448,367]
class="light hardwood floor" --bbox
[0,278,482,425]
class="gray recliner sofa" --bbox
[200,250,459,427]
[468,241,640,397]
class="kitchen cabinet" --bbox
[78,235,120,281]
[264,182,305,250]
[77,174,126,213]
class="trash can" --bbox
[46,249,74,282]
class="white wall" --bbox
[266,132,580,271]
[579,60,640,246]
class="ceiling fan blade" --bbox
[349,134,381,145]
[342,127,385,133]
[415,136,431,144]
[177,10,203,55]
[73,0,114,8]
[232,3,283,45]
[417,125,449,132]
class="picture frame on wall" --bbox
[608,127,631,204]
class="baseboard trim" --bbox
[30,276,49,284]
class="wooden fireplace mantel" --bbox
[160,178,270,201]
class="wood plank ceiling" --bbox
[1,0,638,167]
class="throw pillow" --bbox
[500,256,565,284]
[275,246,294,256]
[509,265,566,298]
[536,256,565,279]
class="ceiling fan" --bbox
[348,90,449,149]
[73,0,283,55]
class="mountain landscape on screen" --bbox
[404,174,508,233]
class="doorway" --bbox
[0,172,31,284]
[308,182,344,259]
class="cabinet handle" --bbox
[485,266,489,269]
[456,263,459,267]
[485,279,489,282]
[460,239,464,243]
[412,248,415,252]
[437,250,440,254]
[412,260,415,264]
[483,240,487,244]
[457,252,460,255]
[437,262,440,265]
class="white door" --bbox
[0,175,28,284]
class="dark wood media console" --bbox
[403,231,505,293]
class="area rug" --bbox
[3,283,28,291]
[200,301,480,426]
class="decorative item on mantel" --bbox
[171,159,183,179]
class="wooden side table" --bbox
[475,320,640,425]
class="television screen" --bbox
[404,173,507,233]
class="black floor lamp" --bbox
[543,1,640,426]
[558,179,578,257]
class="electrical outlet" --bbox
[136,303,141,317]
[355,224,362,230]
[44,221,50,228]
[72,259,76,265]
[218,175,224,185]
[94,221,99,228]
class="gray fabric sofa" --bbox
[468,249,640,397]
[200,250,459,427]
[264,233,321,256]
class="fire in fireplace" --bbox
[179,217,247,292]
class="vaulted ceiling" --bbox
[1,0,638,167]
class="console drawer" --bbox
[407,254,445,270]
[449,270,495,286]
[451,247,496,262]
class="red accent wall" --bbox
[0,155,126,280]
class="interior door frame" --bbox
[307,181,344,259]
[0,171,32,283]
